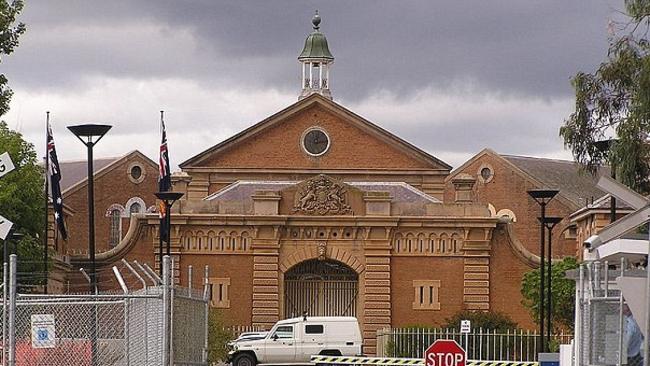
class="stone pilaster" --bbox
[252,252,280,328]
[463,257,490,310]
[363,253,392,356]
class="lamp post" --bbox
[67,124,111,293]
[154,191,184,275]
[528,189,559,353]
[539,216,563,349]
[68,124,110,366]
[594,139,618,223]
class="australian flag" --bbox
[158,116,171,241]
[47,122,67,240]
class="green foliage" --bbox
[0,121,47,289]
[0,0,26,117]
[520,257,578,331]
[443,310,518,331]
[207,309,235,363]
[560,1,650,192]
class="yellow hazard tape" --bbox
[310,355,538,366]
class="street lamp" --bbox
[154,191,184,275]
[594,139,618,223]
[68,124,110,366]
[527,189,559,353]
[538,216,562,349]
[67,124,111,293]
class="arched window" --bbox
[129,202,141,215]
[109,209,121,247]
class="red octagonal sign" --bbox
[425,340,466,366]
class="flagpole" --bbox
[159,110,164,275]
[43,112,50,294]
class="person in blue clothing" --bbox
[624,303,644,366]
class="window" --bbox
[209,278,230,308]
[273,325,294,339]
[413,280,441,310]
[129,202,141,215]
[109,209,121,247]
[127,162,146,184]
[305,324,324,334]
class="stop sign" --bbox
[425,340,466,366]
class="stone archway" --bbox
[283,259,358,318]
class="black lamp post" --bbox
[538,216,563,349]
[527,189,559,353]
[68,124,110,366]
[67,124,111,293]
[154,191,184,275]
[593,139,618,223]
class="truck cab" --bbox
[229,316,363,366]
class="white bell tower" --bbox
[299,11,334,100]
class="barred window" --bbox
[412,280,441,310]
[109,209,121,247]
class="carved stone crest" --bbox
[293,174,353,215]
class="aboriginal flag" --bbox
[158,116,171,241]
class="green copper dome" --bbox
[298,11,334,61]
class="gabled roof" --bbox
[59,157,118,192]
[62,150,157,197]
[448,148,610,210]
[180,94,451,170]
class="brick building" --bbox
[47,150,158,293]
[45,14,611,354]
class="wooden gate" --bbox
[284,259,358,318]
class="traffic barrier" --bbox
[310,355,539,366]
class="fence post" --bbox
[162,255,171,366]
[3,262,7,366]
[203,265,210,363]
[8,255,16,366]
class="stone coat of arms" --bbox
[293,175,353,215]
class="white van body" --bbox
[228,316,363,366]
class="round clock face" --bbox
[302,128,330,156]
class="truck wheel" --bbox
[233,353,256,366]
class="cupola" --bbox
[299,11,334,100]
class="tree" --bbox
[560,1,650,192]
[0,0,26,117]
[520,257,578,331]
[0,121,46,288]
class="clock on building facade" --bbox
[302,127,330,156]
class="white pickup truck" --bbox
[228,316,363,366]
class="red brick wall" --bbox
[202,105,435,170]
[444,154,575,258]
[391,256,466,327]
[62,155,158,255]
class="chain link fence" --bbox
[0,255,209,366]
[574,259,647,366]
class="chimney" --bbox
[451,173,476,203]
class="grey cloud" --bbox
[5,0,620,100]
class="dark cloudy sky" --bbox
[2,1,623,169]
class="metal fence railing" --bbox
[376,327,572,361]
[0,254,210,366]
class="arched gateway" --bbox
[284,259,358,318]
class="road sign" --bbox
[460,320,471,333]
[31,314,56,348]
[0,214,13,240]
[425,340,466,366]
[0,152,15,178]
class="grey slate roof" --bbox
[204,180,440,215]
[58,157,119,192]
[502,155,611,209]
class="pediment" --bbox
[180,94,451,171]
